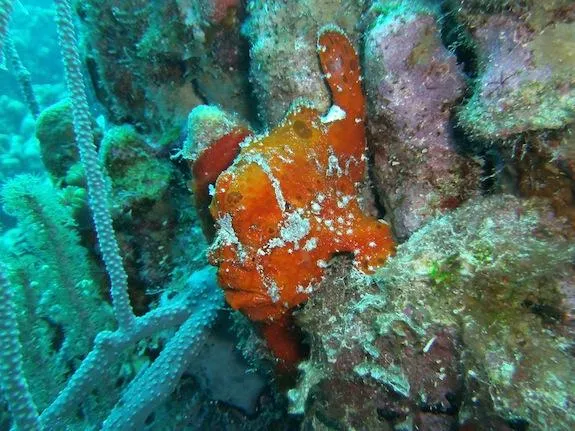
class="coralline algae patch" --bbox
[208,104,395,322]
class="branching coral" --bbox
[3,36,39,118]
[0,0,13,58]
[0,2,225,430]
[1,175,113,409]
[0,265,41,431]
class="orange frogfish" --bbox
[196,27,396,368]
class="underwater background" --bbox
[1,0,574,430]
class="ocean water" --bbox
[1,1,574,430]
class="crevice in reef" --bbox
[439,1,480,79]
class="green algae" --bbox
[460,79,575,139]
[100,125,173,208]
[530,22,575,79]
[374,195,575,428]
[455,3,575,140]
[35,100,78,181]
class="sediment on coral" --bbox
[291,195,575,430]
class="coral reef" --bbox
[456,4,575,139]
[3,36,40,118]
[0,2,62,97]
[77,0,252,133]
[451,0,575,184]
[291,195,575,430]
[365,3,481,240]
[1,0,574,429]
[99,125,179,295]
[1,174,114,410]
[0,265,41,431]
[0,94,42,185]
[35,99,83,182]
[101,125,173,209]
